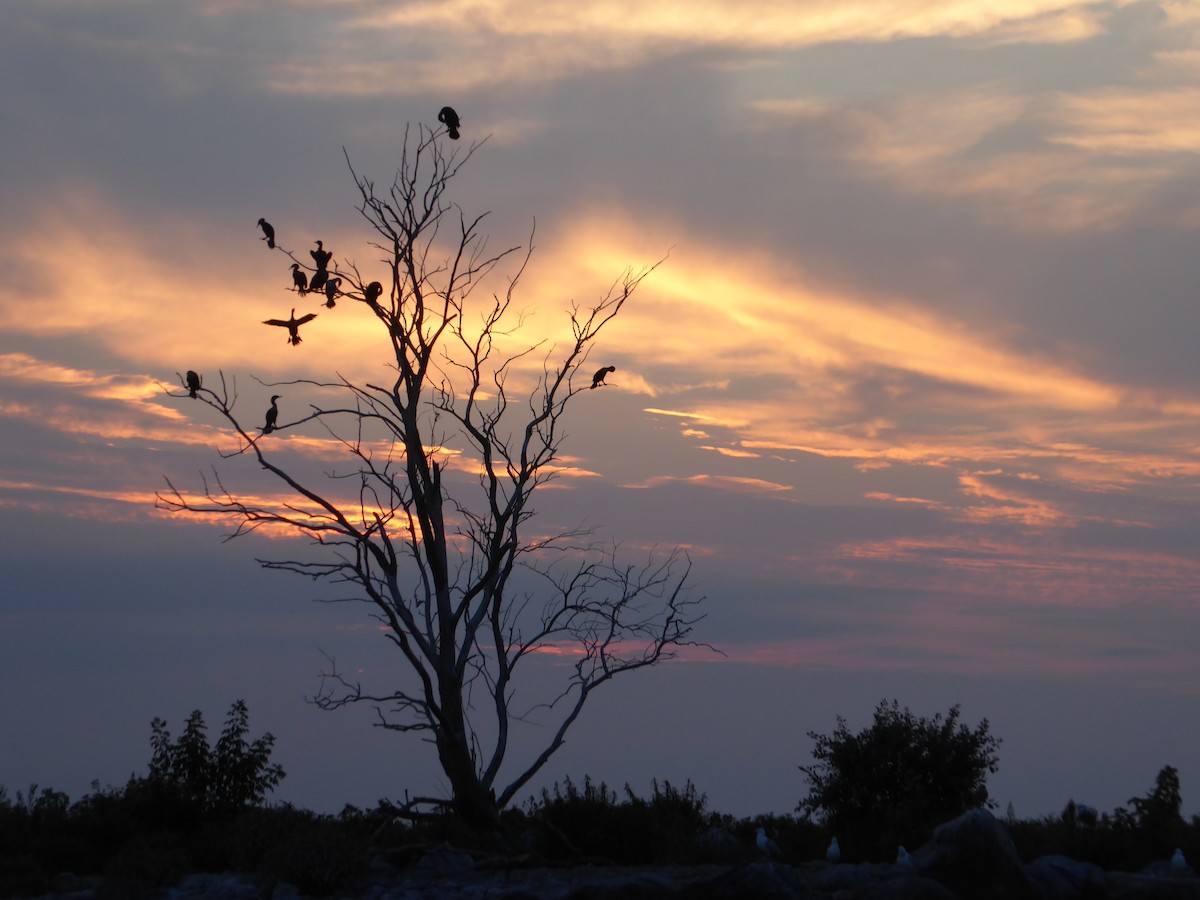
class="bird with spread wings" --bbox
[263,309,317,346]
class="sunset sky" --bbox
[3,0,1200,825]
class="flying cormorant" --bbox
[185,370,201,398]
[263,308,318,345]
[290,263,308,294]
[310,240,332,271]
[437,106,461,140]
[263,395,280,434]
[364,281,383,306]
[324,277,340,308]
[590,365,616,389]
[257,218,275,249]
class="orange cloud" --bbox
[831,533,1200,608]
[624,473,793,494]
[233,1,1114,100]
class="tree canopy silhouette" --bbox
[159,126,705,826]
[799,699,1000,860]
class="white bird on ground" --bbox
[755,826,780,858]
[897,845,913,867]
[1171,848,1188,874]
[827,836,841,864]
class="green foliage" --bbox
[147,699,285,814]
[799,699,1001,860]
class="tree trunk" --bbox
[436,686,501,827]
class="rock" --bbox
[859,876,959,900]
[48,872,103,897]
[1026,854,1109,899]
[812,860,891,893]
[1106,870,1200,899]
[910,808,1036,899]
[414,842,476,873]
[564,871,684,898]
[689,861,803,899]
[160,872,269,899]
[695,825,743,862]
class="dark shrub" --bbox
[799,699,1000,861]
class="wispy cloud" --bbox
[624,473,794,493]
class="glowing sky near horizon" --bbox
[2,0,1200,822]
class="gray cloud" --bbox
[3,0,1200,822]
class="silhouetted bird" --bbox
[438,106,461,139]
[263,395,280,434]
[310,240,332,271]
[827,837,841,864]
[755,827,780,858]
[263,308,318,345]
[364,281,383,306]
[290,263,308,294]
[257,218,275,249]
[590,365,615,389]
[185,370,201,398]
[324,277,340,309]
[309,268,328,294]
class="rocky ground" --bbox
[31,810,1200,899]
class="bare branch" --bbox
[161,128,708,825]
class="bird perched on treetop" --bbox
[438,106,461,140]
[323,277,340,309]
[310,240,332,271]
[257,218,275,249]
[364,281,383,306]
[309,268,328,294]
[262,395,280,434]
[591,365,615,389]
[263,308,317,346]
[290,263,308,294]
[185,370,201,398]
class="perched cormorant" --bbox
[185,370,201,398]
[437,106,461,140]
[290,263,308,294]
[263,308,318,345]
[590,365,616,389]
[257,218,275,249]
[308,268,328,294]
[310,240,332,271]
[324,277,340,309]
[263,395,280,434]
[364,281,383,305]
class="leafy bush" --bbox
[147,699,285,814]
[0,701,288,897]
[1120,764,1185,856]
[524,776,711,863]
[799,699,1000,860]
[1009,766,1197,873]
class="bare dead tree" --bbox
[158,126,706,827]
